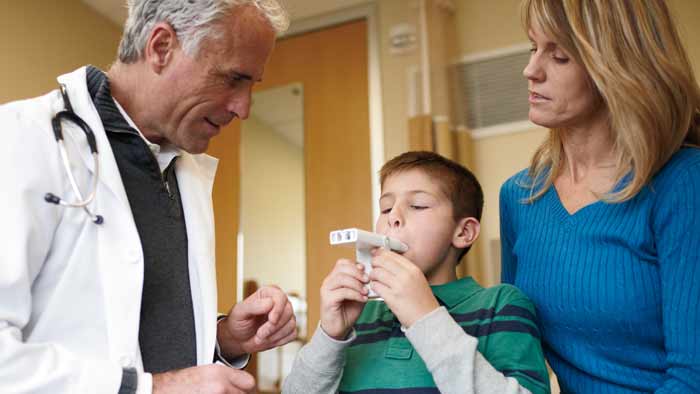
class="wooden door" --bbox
[210,19,372,335]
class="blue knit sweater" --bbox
[499,147,700,393]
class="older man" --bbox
[0,1,294,393]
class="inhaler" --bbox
[329,228,408,298]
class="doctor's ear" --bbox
[452,217,480,250]
[144,22,179,73]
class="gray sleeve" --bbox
[118,368,138,394]
[282,326,355,394]
[405,307,533,394]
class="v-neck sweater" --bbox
[500,147,700,393]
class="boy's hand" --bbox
[320,259,369,340]
[369,249,439,328]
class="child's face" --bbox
[376,169,459,281]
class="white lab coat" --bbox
[0,67,220,393]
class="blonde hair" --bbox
[522,0,700,202]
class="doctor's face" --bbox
[155,6,276,153]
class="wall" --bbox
[376,0,421,162]
[240,116,306,297]
[0,1,122,104]
[669,0,700,79]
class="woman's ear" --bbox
[144,22,179,73]
[452,217,480,249]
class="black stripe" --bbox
[462,320,540,340]
[496,305,537,322]
[352,320,540,347]
[450,308,496,323]
[340,388,440,394]
[451,305,536,324]
[502,369,547,385]
[354,319,395,332]
[351,329,393,346]
[355,305,534,332]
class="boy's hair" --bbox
[379,151,484,261]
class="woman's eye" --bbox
[411,205,427,210]
[553,55,570,64]
[381,208,392,214]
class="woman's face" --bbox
[524,23,604,129]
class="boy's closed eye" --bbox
[380,204,429,214]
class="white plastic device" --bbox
[329,228,408,298]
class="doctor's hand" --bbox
[370,248,439,329]
[152,364,255,394]
[319,258,369,340]
[217,285,297,358]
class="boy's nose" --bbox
[388,209,403,228]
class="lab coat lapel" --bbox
[57,68,144,365]
[176,152,219,364]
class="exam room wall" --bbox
[0,1,122,104]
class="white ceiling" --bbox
[250,83,304,148]
[81,0,371,28]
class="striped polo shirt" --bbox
[339,276,550,394]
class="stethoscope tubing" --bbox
[44,84,104,225]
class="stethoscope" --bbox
[43,84,104,225]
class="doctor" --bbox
[0,1,295,393]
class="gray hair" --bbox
[117,0,289,63]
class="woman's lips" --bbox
[529,91,550,103]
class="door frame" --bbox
[283,3,385,223]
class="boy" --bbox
[283,151,550,394]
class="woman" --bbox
[500,0,700,392]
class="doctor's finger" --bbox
[236,295,274,319]
[223,368,256,393]
[276,301,295,328]
[263,315,298,345]
[256,305,294,340]
[270,328,301,349]
[258,285,290,325]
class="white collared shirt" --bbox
[112,98,181,173]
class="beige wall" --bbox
[240,116,306,297]
[376,0,420,161]
[0,1,122,104]
[669,0,700,79]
